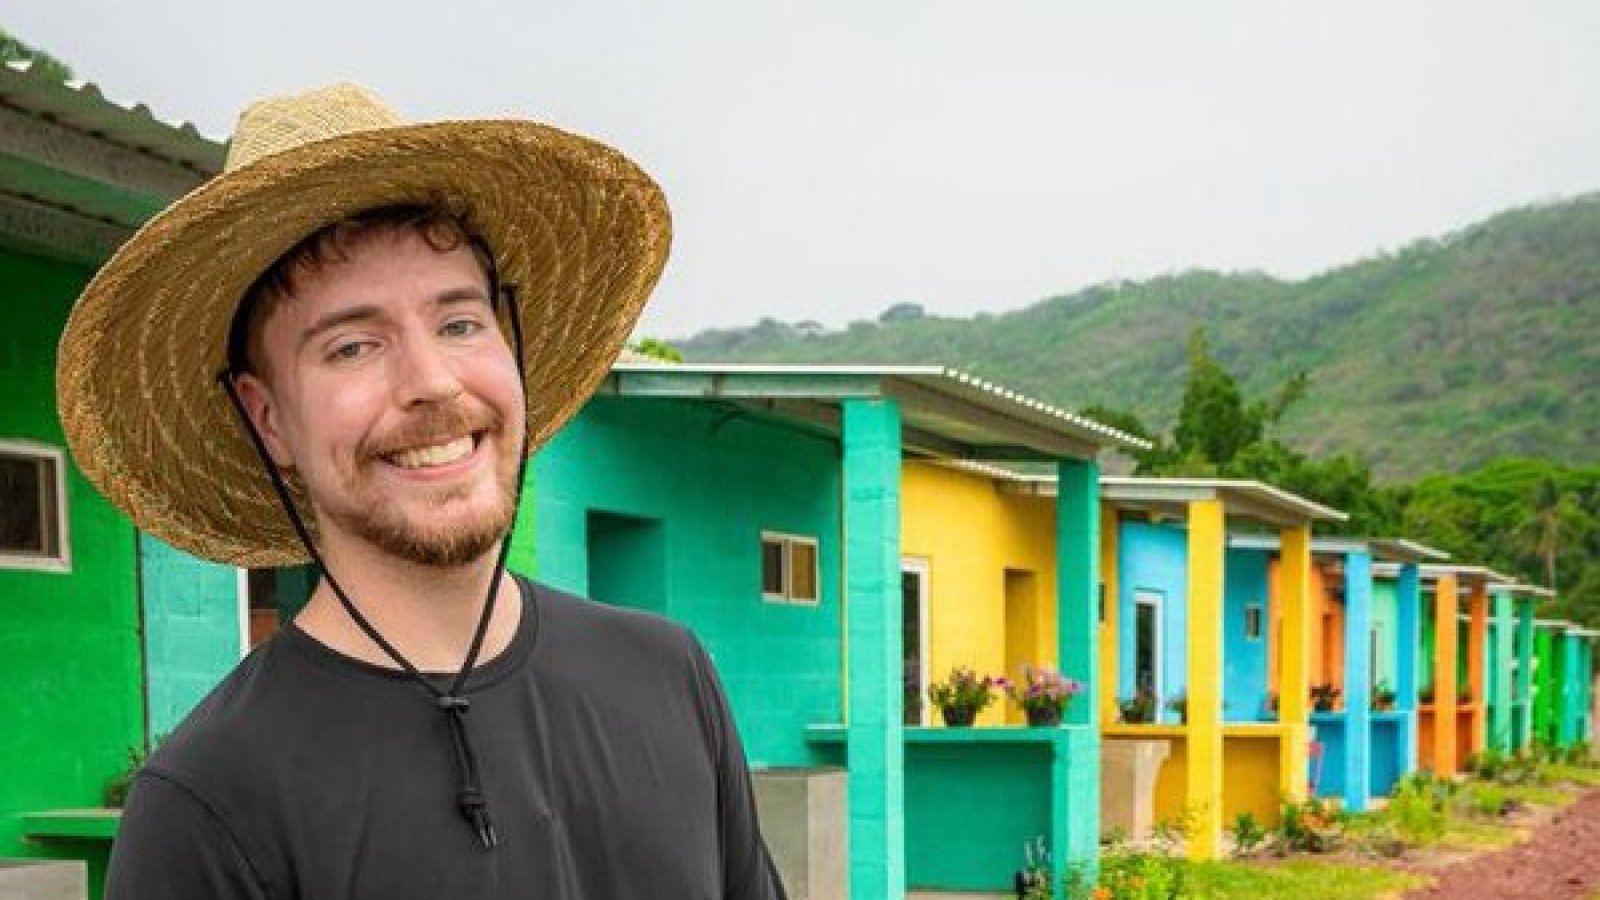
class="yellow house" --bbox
[900,460,1062,726]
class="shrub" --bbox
[1230,811,1267,856]
[1388,773,1450,845]
[1277,797,1344,853]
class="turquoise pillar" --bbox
[1342,551,1373,812]
[1560,631,1582,747]
[1055,458,1100,888]
[842,398,904,900]
[1490,590,1514,751]
[1514,600,1536,750]
[1394,563,1421,774]
[138,534,243,741]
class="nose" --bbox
[392,330,464,408]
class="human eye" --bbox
[325,338,376,363]
[439,317,486,339]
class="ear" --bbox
[233,372,296,469]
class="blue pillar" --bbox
[842,398,904,900]
[1342,551,1373,812]
[1055,458,1100,887]
[1394,562,1421,775]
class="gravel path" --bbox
[1404,789,1600,899]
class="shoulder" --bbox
[525,577,702,663]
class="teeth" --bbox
[388,436,474,469]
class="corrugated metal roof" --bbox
[1098,476,1348,526]
[0,59,224,174]
[607,361,1151,454]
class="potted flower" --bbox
[927,666,997,726]
[1117,687,1157,724]
[1418,683,1435,705]
[1458,685,1474,705]
[1371,681,1397,712]
[1004,664,1084,726]
[1166,693,1188,725]
[1310,683,1342,713]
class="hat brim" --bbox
[57,119,671,567]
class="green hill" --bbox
[676,194,1600,481]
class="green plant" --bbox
[1092,851,1189,899]
[1277,796,1344,853]
[1418,683,1435,705]
[1310,683,1342,713]
[1165,693,1188,725]
[1387,772,1452,845]
[1370,681,1396,711]
[1118,688,1157,724]
[1466,783,1510,818]
[1457,684,1474,704]
[1229,811,1267,856]
[1015,835,1052,900]
[927,666,997,725]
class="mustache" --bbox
[363,404,502,459]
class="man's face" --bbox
[237,229,525,568]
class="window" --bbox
[760,532,819,604]
[0,441,69,572]
[1245,604,1263,640]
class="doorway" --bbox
[902,559,929,726]
[1134,590,1163,703]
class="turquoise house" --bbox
[533,361,1143,897]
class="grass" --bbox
[1544,763,1600,788]
[1439,817,1523,851]
[1182,859,1426,899]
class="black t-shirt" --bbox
[106,577,788,900]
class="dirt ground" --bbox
[1402,789,1600,899]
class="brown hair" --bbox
[226,203,497,377]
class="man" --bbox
[57,84,786,898]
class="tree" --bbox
[632,337,683,363]
[1512,478,1591,592]
[0,28,74,81]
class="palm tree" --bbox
[1514,478,1591,592]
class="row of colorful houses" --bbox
[1,63,1597,899]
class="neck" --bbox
[293,529,522,674]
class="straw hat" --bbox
[57,84,671,568]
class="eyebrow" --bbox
[297,287,492,352]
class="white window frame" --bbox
[1134,589,1164,700]
[902,557,931,726]
[760,530,820,606]
[0,439,71,573]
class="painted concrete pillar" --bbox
[1560,631,1582,747]
[1394,563,1421,774]
[1514,599,1535,750]
[138,533,244,740]
[1278,525,1313,802]
[1342,551,1373,812]
[1467,581,1489,759]
[1185,499,1224,860]
[1432,573,1459,776]
[1056,459,1100,878]
[841,398,904,900]
[1097,502,1120,727]
[1490,590,1514,752]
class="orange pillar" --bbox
[1467,579,1489,763]
[1433,573,1459,776]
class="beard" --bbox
[312,403,522,568]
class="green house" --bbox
[0,61,233,894]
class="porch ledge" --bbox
[805,723,1093,744]
[21,808,121,841]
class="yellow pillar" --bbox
[1098,502,1120,725]
[1467,578,1489,759]
[1278,525,1312,802]
[1186,500,1224,859]
[1434,573,1459,776]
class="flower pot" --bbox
[1025,705,1062,727]
[941,706,977,727]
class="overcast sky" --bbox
[10,2,1600,338]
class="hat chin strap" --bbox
[218,283,532,851]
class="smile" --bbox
[382,433,480,470]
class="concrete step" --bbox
[0,860,87,900]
